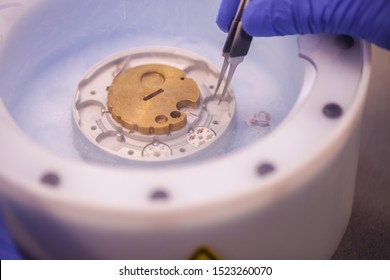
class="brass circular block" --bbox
[108,64,200,135]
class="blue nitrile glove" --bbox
[0,213,23,260]
[216,0,390,50]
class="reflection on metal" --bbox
[189,246,221,260]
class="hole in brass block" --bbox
[170,111,181,119]
[155,115,168,124]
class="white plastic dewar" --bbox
[0,0,371,259]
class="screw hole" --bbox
[257,163,275,176]
[90,90,97,95]
[209,85,215,90]
[91,125,97,131]
[41,172,60,187]
[170,111,181,119]
[155,115,168,124]
[150,189,169,200]
[213,120,219,125]
[180,148,186,153]
[128,150,134,155]
[323,103,343,118]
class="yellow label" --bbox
[190,246,220,260]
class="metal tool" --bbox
[214,0,253,104]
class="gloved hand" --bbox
[216,0,390,50]
[0,213,23,260]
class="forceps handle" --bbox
[222,0,253,57]
[229,22,253,58]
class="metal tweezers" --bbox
[214,0,253,103]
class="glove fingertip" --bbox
[216,14,230,33]
[242,0,297,37]
[242,4,273,36]
[216,0,241,33]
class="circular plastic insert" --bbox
[73,47,235,162]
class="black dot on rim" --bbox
[335,35,355,49]
[150,190,169,200]
[257,163,275,176]
[323,103,343,118]
[40,172,60,187]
